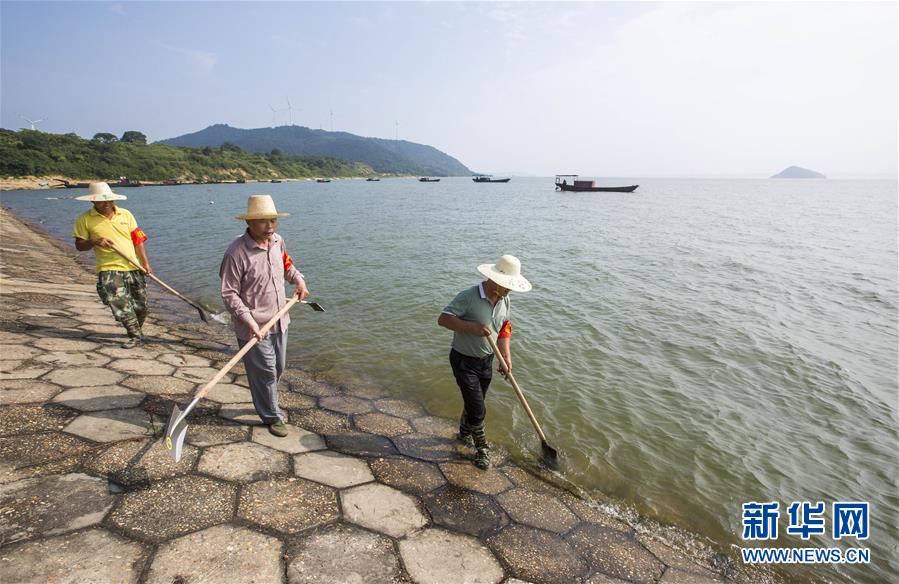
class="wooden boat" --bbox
[316,178,331,183]
[114,177,142,187]
[162,179,180,185]
[270,179,282,183]
[555,175,637,193]
[419,177,440,182]
[366,177,381,181]
[473,176,511,183]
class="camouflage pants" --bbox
[96,270,148,338]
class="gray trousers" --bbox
[237,331,287,424]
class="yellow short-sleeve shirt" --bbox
[73,207,147,272]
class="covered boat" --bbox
[473,176,511,183]
[555,175,637,193]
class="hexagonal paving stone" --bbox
[32,337,100,353]
[108,358,175,376]
[0,366,51,380]
[186,422,250,447]
[293,450,374,488]
[0,344,41,360]
[157,352,213,367]
[33,350,112,367]
[98,345,162,360]
[146,524,281,584]
[325,431,399,457]
[205,382,251,403]
[198,441,290,482]
[637,535,722,582]
[374,398,427,419]
[501,465,562,495]
[290,408,350,433]
[84,438,199,486]
[277,388,317,410]
[400,528,504,584]
[440,461,514,495]
[394,432,463,462]
[0,379,63,404]
[252,424,325,454]
[319,394,375,415]
[123,374,196,396]
[369,456,447,495]
[239,477,339,534]
[173,366,231,384]
[0,529,146,583]
[495,488,580,534]
[354,411,413,437]
[562,493,632,532]
[287,523,400,583]
[219,402,263,425]
[64,407,150,442]
[0,473,116,544]
[0,404,77,437]
[109,475,235,541]
[424,486,509,538]
[52,385,145,411]
[341,482,427,538]
[43,366,125,388]
[0,432,93,483]
[81,323,126,335]
[568,525,664,584]
[412,415,459,438]
[488,525,589,584]
[281,371,339,396]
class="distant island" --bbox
[771,166,826,179]
[159,124,472,177]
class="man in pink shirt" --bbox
[220,195,309,437]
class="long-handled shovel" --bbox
[486,334,560,470]
[164,294,323,461]
[108,241,211,323]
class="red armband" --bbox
[130,227,148,246]
[498,320,512,339]
[283,251,294,271]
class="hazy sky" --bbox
[2,1,896,177]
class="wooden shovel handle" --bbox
[485,334,549,443]
[107,241,206,312]
[194,297,299,401]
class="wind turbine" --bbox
[284,97,296,126]
[329,107,334,132]
[268,104,286,127]
[20,115,44,131]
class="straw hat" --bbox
[235,195,290,220]
[477,254,532,292]
[75,182,127,201]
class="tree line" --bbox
[0,129,374,181]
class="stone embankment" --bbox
[0,206,728,583]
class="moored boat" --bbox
[419,177,440,182]
[366,177,381,181]
[555,175,637,193]
[316,178,331,183]
[473,176,511,183]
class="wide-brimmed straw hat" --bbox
[75,182,127,202]
[235,195,290,220]
[477,254,532,292]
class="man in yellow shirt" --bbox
[73,182,152,348]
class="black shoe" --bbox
[474,448,490,470]
[121,336,142,349]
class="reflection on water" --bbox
[4,177,896,582]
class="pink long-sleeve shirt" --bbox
[219,231,304,341]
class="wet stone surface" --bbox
[424,485,510,538]
[325,430,399,457]
[567,525,665,584]
[109,475,236,541]
[289,407,351,433]
[369,456,447,495]
[239,477,340,534]
[354,411,413,437]
[496,488,581,534]
[400,528,505,584]
[287,522,401,584]
[440,461,514,495]
[488,525,590,584]
[394,432,465,462]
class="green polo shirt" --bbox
[442,282,511,358]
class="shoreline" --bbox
[0,175,426,191]
[0,205,740,583]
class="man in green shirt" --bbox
[438,255,532,469]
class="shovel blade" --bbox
[163,404,189,463]
[540,441,560,471]
[305,301,325,312]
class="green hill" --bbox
[0,129,371,181]
[159,124,473,176]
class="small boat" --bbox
[236,178,246,184]
[270,179,282,183]
[473,176,511,183]
[555,175,637,193]
[419,177,441,182]
[63,182,90,189]
[316,178,331,183]
[366,177,381,182]
[162,179,180,185]
[114,177,143,187]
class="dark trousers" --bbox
[449,348,493,431]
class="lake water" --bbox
[3,177,896,582]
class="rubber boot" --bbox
[472,426,490,470]
[458,412,474,448]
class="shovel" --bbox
[164,294,323,461]
[108,241,212,323]
[486,334,560,470]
